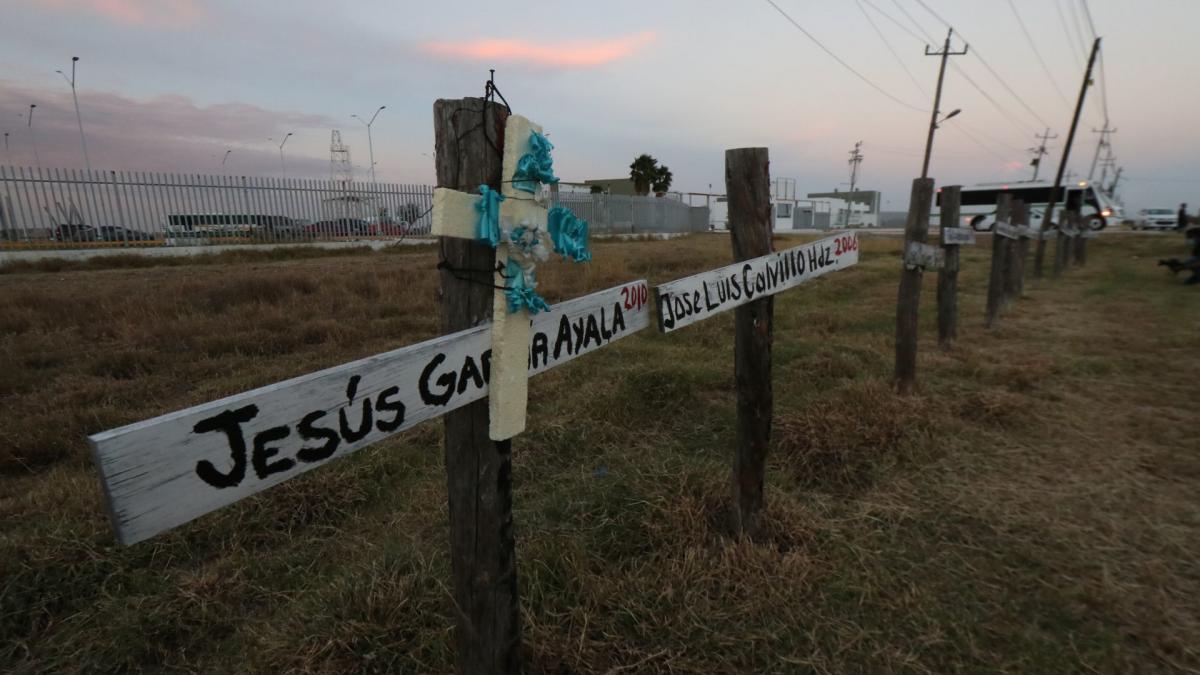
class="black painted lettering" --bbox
[338,375,373,443]
[612,302,626,333]
[297,409,340,463]
[457,355,485,395]
[418,353,456,406]
[374,386,406,433]
[584,313,602,349]
[703,281,720,311]
[251,425,294,479]
[742,264,754,299]
[193,404,259,489]
[554,315,573,358]
[659,292,676,330]
[531,331,549,369]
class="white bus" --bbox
[933,180,1119,232]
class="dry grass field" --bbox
[1,232,1198,673]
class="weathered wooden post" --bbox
[895,177,935,394]
[1002,199,1026,305]
[1034,223,1048,279]
[936,185,968,349]
[433,97,521,674]
[1053,207,1072,278]
[1013,200,1031,297]
[1073,213,1088,265]
[726,147,774,537]
[985,193,1013,328]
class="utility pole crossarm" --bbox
[921,28,968,179]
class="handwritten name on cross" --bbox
[432,114,590,440]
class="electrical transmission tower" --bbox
[1028,128,1057,181]
[330,130,353,184]
[1087,124,1116,181]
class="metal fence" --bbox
[0,166,434,248]
[552,191,709,235]
[0,166,709,250]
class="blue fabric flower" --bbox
[512,131,558,193]
[475,184,505,247]
[504,258,551,315]
[547,206,592,263]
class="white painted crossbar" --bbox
[90,280,651,545]
[654,232,859,333]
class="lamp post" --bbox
[922,108,961,179]
[26,104,41,170]
[55,56,91,171]
[269,133,293,179]
[351,105,385,185]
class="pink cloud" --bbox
[422,31,656,68]
[32,0,205,27]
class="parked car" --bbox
[97,226,156,242]
[369,218,411,236]
[53,223,98,242]
[1134,208,1180,230]
[306,218,370,237]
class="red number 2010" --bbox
[620,283,648,311]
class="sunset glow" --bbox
[422,31,656,68]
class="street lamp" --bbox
[26,104,41,170]
[351,105,385,184]
[55,56,91,171]
[936,109,962,127]
[269,133,293,179]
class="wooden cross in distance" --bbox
[431,114,551,441]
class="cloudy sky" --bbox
[3,0,1198,212]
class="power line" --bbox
[956,120,1028,153]
[871,0,1040,140]
[910,0,1054,130]
[948,61,1038,137]
[945,120,1013,163]
[891,0,938,43]
[1005,0,1071,108]
[1065,0,1091,59]
[1055,0,1086,68]
[854,0,927,97]
[860,0,927,44]
[1078,0,1098,37]
[760,0,927,113]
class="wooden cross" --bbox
[431,114,554,441]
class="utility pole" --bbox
[846,141,863,228]
[1029,128,1057,181]
[848,141,863,193]
[921,28,968,179]
[1087,123,1116,181]
[1034,37,1100,278]
[1107,166,1122,198]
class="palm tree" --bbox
[652,166,673,196]
[629,154,659,196]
